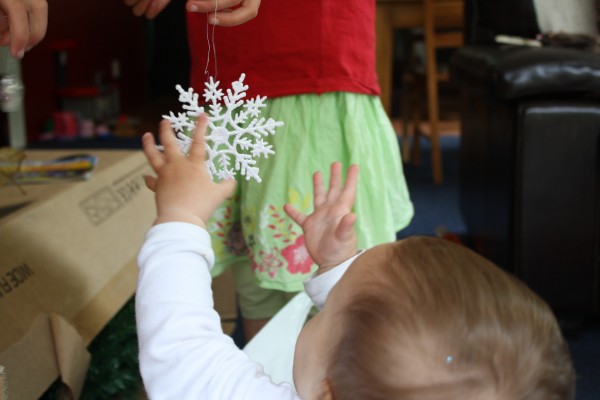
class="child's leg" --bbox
[231,258,297,340]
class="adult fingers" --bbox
[141,132,165,172]
[144,0,171,19]
[186,0,242,13]
[5,2,28,58]
[188,114,208,163]
[132,0,153,17]
[26,0,48,49]
[187,0,260,26]
[0,33,10,48]
[210,2,259,27]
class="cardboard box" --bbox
[0,149,155,399]
[0,148,239,399]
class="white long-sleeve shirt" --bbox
[136,222,357,400]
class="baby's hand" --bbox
[142,114,236,228]
[284,162,359,275]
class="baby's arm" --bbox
[284,162,360,276]
[137,118,298,399]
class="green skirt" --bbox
[207,92,413,291]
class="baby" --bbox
[135,115,575,399]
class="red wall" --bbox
[21,0,147,143]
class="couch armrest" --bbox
[451,45,600,99]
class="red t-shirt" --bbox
[186,0,380,99]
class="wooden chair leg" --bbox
[427,89,443,184]
[428,99,443,185]
[425,32,443,185]
[411,107,422,166]
[426,76,443,184]
[401,73,412,163]
[401,123,411,163]
[431,129,443,185]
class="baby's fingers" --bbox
[339,164,359,206]
[188,114,208,163]
[142,132,165,172]
[327,162,343,201]
[312,171,325,208]
[158,120,182,157]
[218,178,237,200]
[143,175,158,192]
[283,204,307,226]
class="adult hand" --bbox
[284,162,359,273]
[187,0,260,26]
[0,0,48,59]
[124,0,171,20]
[142,115,237,228]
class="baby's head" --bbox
[293,236,575,400]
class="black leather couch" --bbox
[451,0,600,318]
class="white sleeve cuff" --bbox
[303,251,364,310]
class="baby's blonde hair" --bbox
[326,236,575,400]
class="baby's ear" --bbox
[318,379,335,400]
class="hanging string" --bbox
[204,0,218,79]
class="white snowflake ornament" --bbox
[163,73,284,183]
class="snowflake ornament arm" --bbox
[163,74,283,183]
